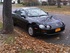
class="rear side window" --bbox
[15,9,21,16]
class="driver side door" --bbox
[18,10,28,29]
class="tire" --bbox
[28,26,36,36]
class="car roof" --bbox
[21,7,39,10]
[13,7,39,11]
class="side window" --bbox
[17,10,21,15]
[21,10,26,16]
[15,9,26,18]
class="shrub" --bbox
[63,1,67,5]
[22,2,39,6]
[42,1,48,6]
[48,1,56,5]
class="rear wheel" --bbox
[28,26,36,36]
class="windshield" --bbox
[25,8,47,17]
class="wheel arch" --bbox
[27,22,37,30]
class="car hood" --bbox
[27,16,63,29]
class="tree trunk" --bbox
[18,0,20,4]
[48,0,51,5]
[57,0,61,8]
[3,0,13,33]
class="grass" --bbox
[4,35,15,44]
[38,6,70,15]
[12,4,24,7]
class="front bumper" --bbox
[34,26,65,35]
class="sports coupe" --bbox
[12,7,65,36]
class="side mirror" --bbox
[21,11,26,18]
[14,10,19,13]
[14,10,17,13]
[21,15,26,18]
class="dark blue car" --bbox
[12,7,65,36]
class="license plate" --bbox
[55,28,61,32]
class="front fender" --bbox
[27,22,39,29]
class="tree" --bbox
[57,0,61,8]
[48,0,51,5]
[18,0,20,4]
[48,0,56,5]
[3,0,13,33]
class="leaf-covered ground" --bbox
[0,27,70,53]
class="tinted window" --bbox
[16,10,21,15]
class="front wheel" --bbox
[28,26,36,36]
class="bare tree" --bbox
[57,0,61,8]
[18,0,20,4]
[3,0,13,33]
[48,0,51,5]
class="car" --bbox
[12,7,65,36]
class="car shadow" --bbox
[34,34,61,40]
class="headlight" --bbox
[39,25,45,29]
[46,25,51,29]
